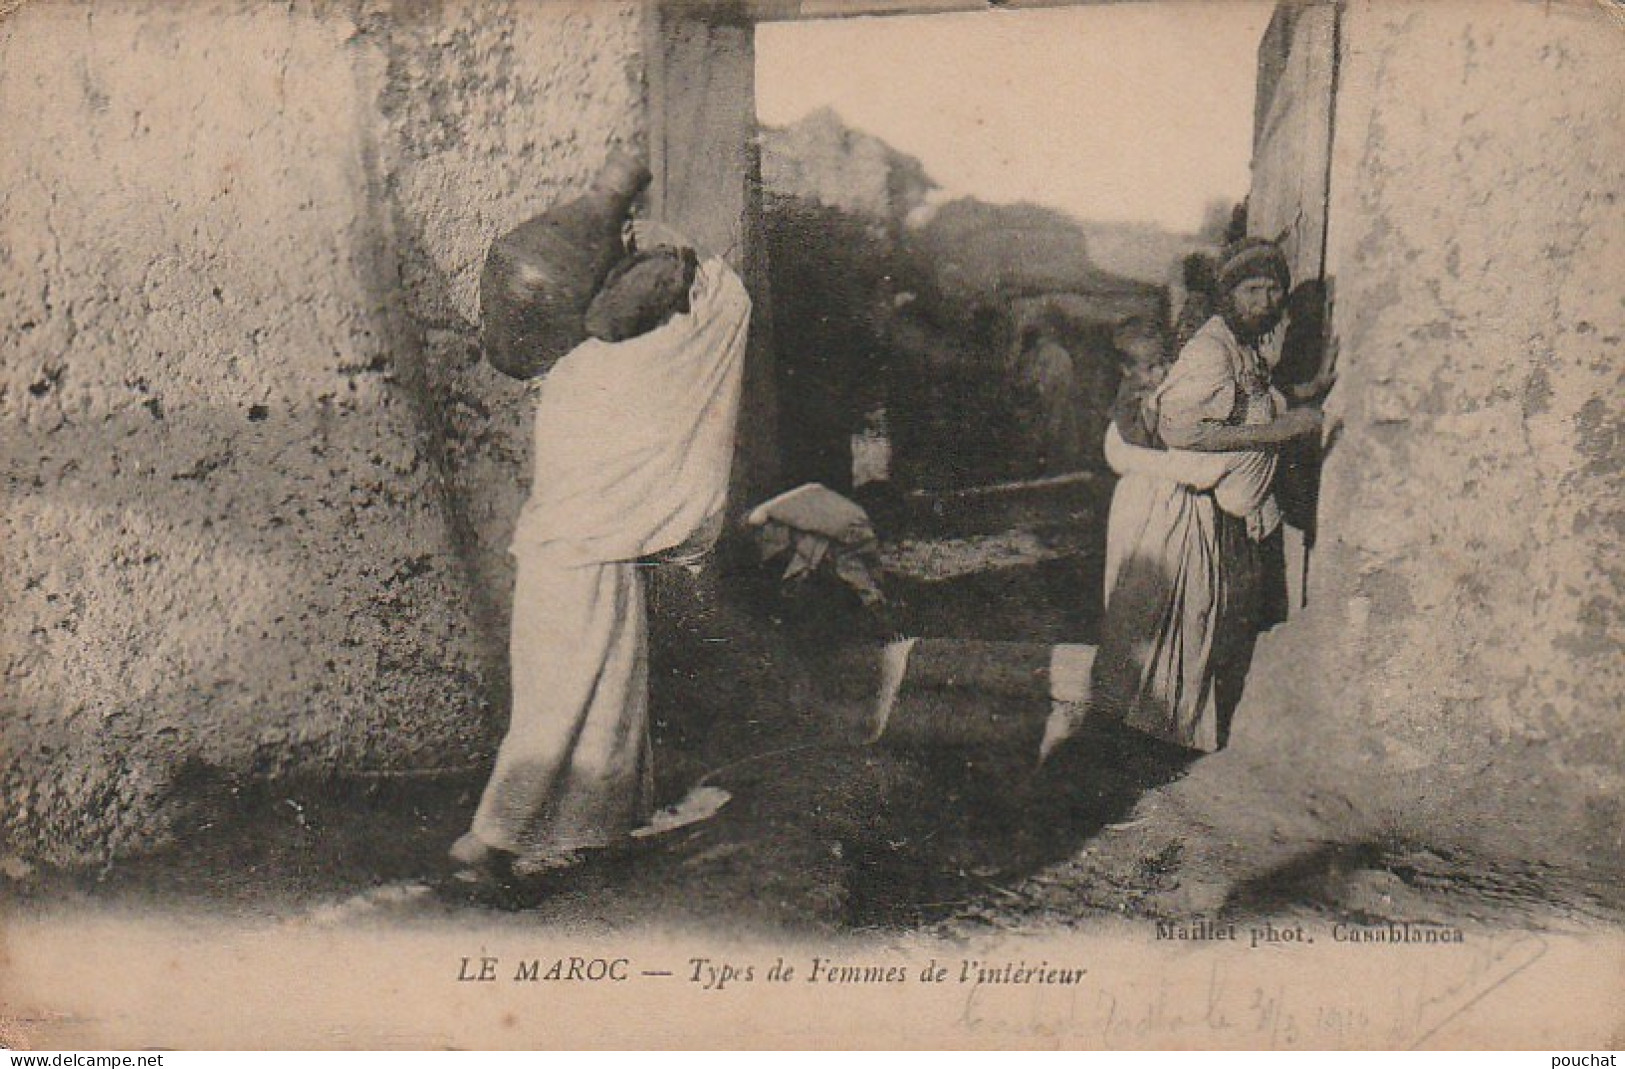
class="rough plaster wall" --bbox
[0,0,645,862]
[1239,0,1625,876]
[355,0,646,655]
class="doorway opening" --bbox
[752,2,1274,640]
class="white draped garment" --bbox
[471,257,750,863]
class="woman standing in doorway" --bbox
[1087,238,1326,752]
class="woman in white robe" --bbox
[454,255,750,874]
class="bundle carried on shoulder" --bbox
[584,245,699,343]
[478,150,652,380]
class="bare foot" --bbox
[869,637,917,742]
[449,831,498,867]
[1039,700,1086,765]
[449,832,518,886]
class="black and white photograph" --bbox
[0,0,1621,1051]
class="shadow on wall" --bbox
[351,146,517,689]
[0,167,533,866]
[1273,278,1333,541]
[342,0,653,726]
[0,1,661,866]
[0,396,503,862]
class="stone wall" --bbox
[1238,0,1625,879]
[0,0,646,861]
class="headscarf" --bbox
[1217,237,1291,295]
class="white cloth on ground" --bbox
[746,482,886,606]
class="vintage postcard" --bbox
[1,0,1621,1050]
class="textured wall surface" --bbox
[1239,0,1625,877]
[0,0,645,861]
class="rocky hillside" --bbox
[906,198,1162,308]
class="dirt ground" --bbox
[2,493,1617,943]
